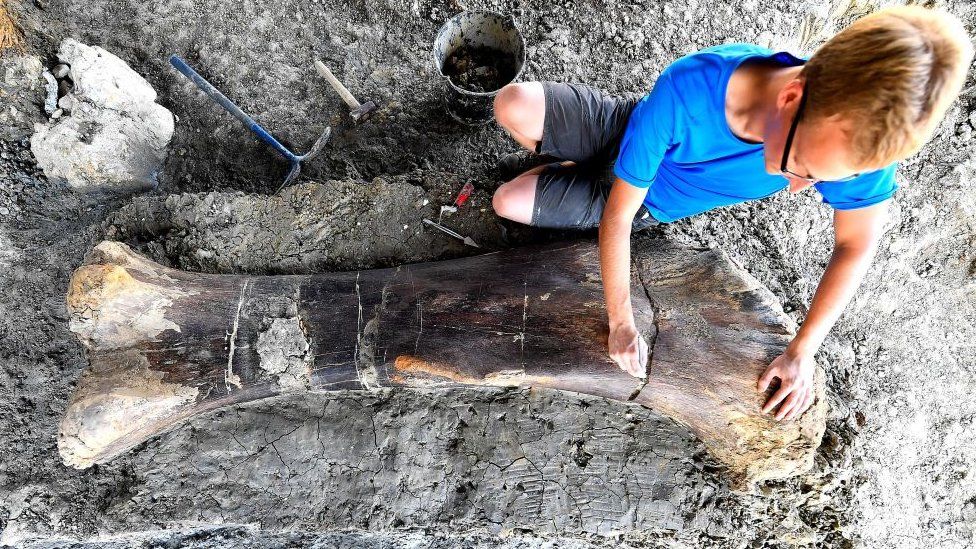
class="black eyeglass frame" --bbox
[780,82,859,184]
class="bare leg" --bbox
[492,161,577,225]
[492,169,542,225]
[493,82,546,152]
[492,83,575,224]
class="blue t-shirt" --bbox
[613,43,898,222]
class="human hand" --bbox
[608,322,648,378]
[757,349,815,421]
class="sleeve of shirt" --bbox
[613,70,681,188]
[813,162,899,210]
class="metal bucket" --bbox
[433,11,526,125]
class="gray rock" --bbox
[58,39,159,110]
[41,70,58,115]
[0,55,45,141]
[30,39,174,194]
[52,63,70,79]
[57,94,74,112]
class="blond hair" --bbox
[799,5,974,169]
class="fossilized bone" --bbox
[59,239,826,490]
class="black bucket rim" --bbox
[432,10,527,97]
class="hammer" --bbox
[314,60,378,123]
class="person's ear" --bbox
[777,79,804,111]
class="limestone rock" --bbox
[0,55,44,141]
[30,39,174,194]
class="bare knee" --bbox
[492,175,536,225]
[491,182,518,219]
[493,82,545,142]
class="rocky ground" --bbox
[1,0,975,547]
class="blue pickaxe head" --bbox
[169,55,332,194]
[277,126,332,193]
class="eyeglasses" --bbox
[780,82,859,183]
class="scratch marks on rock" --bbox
[352,271,371,389]
[225,279,249,392]
[353,272,386,391]
[517,278,528,369]
[627,267,660,402]
[414,298,423,355]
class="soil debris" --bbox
[443,45,518,93]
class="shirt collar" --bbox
[768,51,809,66]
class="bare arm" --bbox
[599,177,650,378]
[759,199,890,420]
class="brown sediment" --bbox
[67,264,139,317]
[0,0,24,53]
[393,355,479,384]
[392,355,553,388]
[66,262,186,351]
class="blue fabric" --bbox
[613,43,899,222]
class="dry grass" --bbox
[0,0,25,53]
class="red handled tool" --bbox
[454,182,474,206]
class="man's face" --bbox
[764,80,862,193]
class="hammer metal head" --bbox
[350,100,379,122]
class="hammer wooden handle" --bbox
[314,60,361,110]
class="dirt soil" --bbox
[443,45,519,93]
[1,0,975,547]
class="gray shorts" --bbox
[530,82,658,231]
